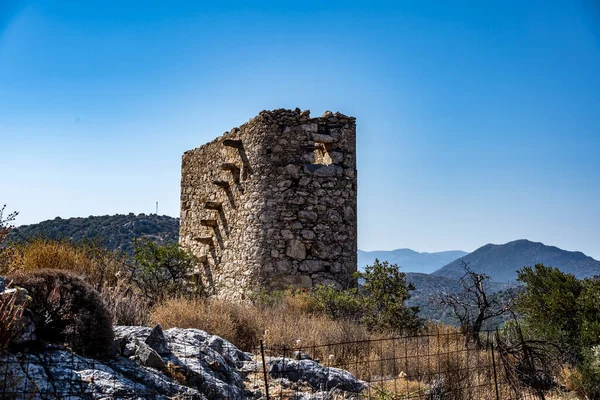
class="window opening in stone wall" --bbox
[313,143,333,165]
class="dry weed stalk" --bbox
[0,289,26,350]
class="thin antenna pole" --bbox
[156,201,158,215]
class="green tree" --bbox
[517,264,600,398]
[357,259,422,334]
[516,264,584,361]
[130,238,203,304]
[577,278,600,347]
[309,260,422,334]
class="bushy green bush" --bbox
[357,259,422,334]
[517,265,590,360]
[130,238,203,304]
[310,260,423,335]
[517,264,600,398]
[308,285,365,322]
[248,288,287,308]
[570,348,600,400]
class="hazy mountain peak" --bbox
[432,239,600,282]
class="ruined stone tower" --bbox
[180,108,357,299]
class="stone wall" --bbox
[180,108,357,299]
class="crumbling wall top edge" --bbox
[182,108,355,156]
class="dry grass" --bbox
[5,239,123,291]
[100,280,151,326]
[151,296,370,352]
[367,374,429,399]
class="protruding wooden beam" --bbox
[200,219,218,227]
[221,163,240,174]
[313,133,335,144]
[194,236,214,245]
[205,201,222,210]
[197,255,208,263]
[211,180,230,189]
[223,139,242,149]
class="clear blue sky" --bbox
[1,1,599,258]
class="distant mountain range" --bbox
[358,249,468,274]
[8,214,179,255]
[432,239,600,282]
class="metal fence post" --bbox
[490,333,500,400]
[260,340,270,400]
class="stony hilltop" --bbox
[8,214,179,255]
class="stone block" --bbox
[301,230,316,240]
[134,340,166,370]
[303,164,344,177]
[299,260,323,273]
[270,274,313,290]
[145,324,170,355]
[298,210,318,223]
[285,240,306,260]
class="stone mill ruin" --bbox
[180,108,357,299]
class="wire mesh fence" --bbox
[0,328,559,399]
[256,330,547,399]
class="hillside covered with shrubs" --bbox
[8,214,179,255]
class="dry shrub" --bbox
[262,310,370,355]
[559,365,580,393]
[3,238,149,327]
[368,375,429,399]
[150,294,560,399]
[100,281,151,326]
[279,289,313,314]
[7,269,115,358]
[151,296,370,353]
[6,239,123,291]
[0,290,27,351]
[151,298,263,351]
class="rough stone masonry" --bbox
[180,108,357,299]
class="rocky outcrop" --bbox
[0,325,366,399]
[268,358,367,393]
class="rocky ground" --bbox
[0,324,366,399]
